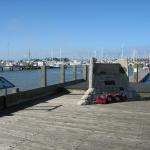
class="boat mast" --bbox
[94,50,97,58]
[101,48,103,62]
[121,45,124,59]
[51,49,54,61]
[60,48,62,62]
[7,42,10,61]
[148,52,150,64]
[132,49,136,62]
[28,48,31,61]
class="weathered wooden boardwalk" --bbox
[0,93,150,150]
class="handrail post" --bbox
[82,64,87,80]
[41,65,47,87]
[12,87,19,94]
[136,64,139,82]
[3,88,7,96]
[72,65,77,80]
[60,65,65,83]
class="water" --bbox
[0,66,82,93]
[143,74,150,83]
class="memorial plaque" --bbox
[0,77,15,89]
[93,63,129,94]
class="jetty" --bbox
[0,65,57,71]
[0,92,150,150]
[0,60,150,150]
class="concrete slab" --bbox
[0,94,150,150]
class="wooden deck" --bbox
[65,81,88,90]
[0,93,150,150]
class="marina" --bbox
[0,58,150,150]
[0,59,150,149]
[0,58,150,93]
[1,0,150,149]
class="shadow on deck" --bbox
[0,93,66,117]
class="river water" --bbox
[0,66,82,93]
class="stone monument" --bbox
[78,58,137,105]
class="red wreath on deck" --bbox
[96,93,128,104]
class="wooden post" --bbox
[0,67,3,71]
[72,65,77,80]
[82,65,87,80]
[60,65,65,83]
[40,65,47,87]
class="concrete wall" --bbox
[130,83,150,93]
[115,59,128,75]
[0,96,5,110]
[0,79,83,109]
[5,86,58,107]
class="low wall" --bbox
[0,96,5,110]
[0,79,84,109]
[130,83,150,93]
